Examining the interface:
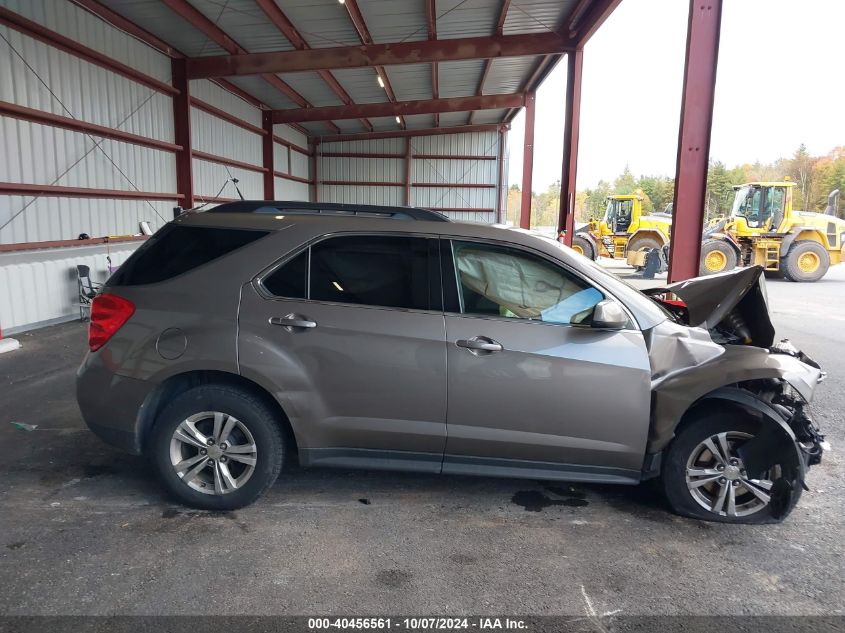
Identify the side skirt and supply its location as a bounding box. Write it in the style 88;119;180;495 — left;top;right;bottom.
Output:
299;448;642;485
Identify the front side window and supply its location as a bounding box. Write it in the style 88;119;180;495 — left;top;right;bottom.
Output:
263;235;433;311
451;241;603;325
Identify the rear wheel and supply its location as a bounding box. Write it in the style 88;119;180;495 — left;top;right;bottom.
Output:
662;411;801;524
782;240;829;282
699;239;737;276
149;385;285;510
571;235;596;260
627;236;662;271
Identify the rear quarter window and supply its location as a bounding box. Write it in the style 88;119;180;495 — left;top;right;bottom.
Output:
107;224;268;286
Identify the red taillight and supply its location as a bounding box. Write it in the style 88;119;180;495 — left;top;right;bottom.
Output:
89;294;135;352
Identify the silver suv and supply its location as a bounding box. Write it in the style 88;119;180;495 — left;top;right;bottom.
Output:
76;201;826;522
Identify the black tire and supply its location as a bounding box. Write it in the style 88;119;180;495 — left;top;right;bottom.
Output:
149;384;285;510
782;240;829;282
571;235;596;260
661;410;802;524
699;239;738;276
627;235;662;255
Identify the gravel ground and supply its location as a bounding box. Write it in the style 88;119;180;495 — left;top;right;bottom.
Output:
0;265;842;617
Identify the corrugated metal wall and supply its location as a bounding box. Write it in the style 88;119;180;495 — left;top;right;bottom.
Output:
316;131;501;223
191;79;263;202
0;242;141;334
0;0;175;243
272;124;310;201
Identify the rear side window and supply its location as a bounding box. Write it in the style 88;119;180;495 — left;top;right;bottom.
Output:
262;235;435;310
108;225;268;286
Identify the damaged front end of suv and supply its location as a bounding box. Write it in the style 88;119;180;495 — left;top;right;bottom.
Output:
640;266;827;523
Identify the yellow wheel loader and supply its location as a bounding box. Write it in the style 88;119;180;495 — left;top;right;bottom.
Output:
572;191;672;269
700;182;844;282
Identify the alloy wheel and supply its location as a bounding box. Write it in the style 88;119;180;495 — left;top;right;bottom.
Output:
169;411;258;495
685;431;775;518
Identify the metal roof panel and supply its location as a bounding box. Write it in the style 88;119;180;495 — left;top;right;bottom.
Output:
357;0;429;43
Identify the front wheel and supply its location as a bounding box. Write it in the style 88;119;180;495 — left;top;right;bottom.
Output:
699;239;737;275
149;385;285;510
662;412;801;523
571;235;596;260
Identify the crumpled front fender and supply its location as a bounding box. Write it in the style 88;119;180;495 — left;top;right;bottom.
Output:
648;344;822;453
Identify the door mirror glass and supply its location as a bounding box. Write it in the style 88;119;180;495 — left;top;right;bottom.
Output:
589;299;629;329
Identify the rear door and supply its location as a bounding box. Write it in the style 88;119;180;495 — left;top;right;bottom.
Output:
238;233;447;472
440;238;652;481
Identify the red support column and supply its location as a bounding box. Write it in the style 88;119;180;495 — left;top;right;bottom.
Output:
171;58;193;209
497;128;505;223
668;0;723;282
519;92;536;229
404;138;413;205
557;49;583;245
262;111;274;200
309;141;319;203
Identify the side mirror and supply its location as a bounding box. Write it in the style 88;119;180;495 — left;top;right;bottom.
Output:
591;299;629;329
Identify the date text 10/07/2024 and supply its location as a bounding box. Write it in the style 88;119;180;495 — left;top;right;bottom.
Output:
308;618;528;630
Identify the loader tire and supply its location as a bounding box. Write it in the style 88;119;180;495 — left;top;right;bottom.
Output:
571;235;596;260
782;241;829;282
699;239;737;276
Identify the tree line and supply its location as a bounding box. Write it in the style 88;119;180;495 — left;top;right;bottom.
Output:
506;144;845;228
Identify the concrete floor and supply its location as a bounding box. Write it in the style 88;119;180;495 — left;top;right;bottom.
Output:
0;266;843;616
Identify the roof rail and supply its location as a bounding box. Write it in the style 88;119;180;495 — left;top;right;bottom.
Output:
206;200;450;222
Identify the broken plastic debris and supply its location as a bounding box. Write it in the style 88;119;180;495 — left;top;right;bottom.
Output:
10;421;38;432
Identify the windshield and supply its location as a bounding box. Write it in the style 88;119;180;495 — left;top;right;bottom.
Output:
730;186;751;217
603;198;634;229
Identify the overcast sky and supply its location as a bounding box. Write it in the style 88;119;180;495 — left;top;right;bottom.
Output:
507;0;845;190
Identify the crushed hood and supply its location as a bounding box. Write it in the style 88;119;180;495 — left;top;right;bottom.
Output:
646;266;776;348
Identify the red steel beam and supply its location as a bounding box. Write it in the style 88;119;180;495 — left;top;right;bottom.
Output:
519;92;536;229
404;139;413;205
342;0;405;129
413;183;496;189
262;111;275;199
668;0;723;282
70;0;182;57
254;0;372;132
0;235;147;254
273;134;311;156
426;0;439;127
0;7;177;95
497;128;506;222
414;154;497;161
64;1;275;114
322;180;404;187
0;101;181;152
572;0;624;46
0;182;182;200
172;58;194;209
274;172;311;185
190;97;265;135
271;94;525;124
193;151;267;173
314;124;502;144
186;32;572;78
429;207;495;213
557;50;583;244
470;0;512;125
310;140;318;202
159;0;337;132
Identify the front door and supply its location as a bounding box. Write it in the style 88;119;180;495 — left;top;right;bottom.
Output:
238;234;447;472
441;239;652;481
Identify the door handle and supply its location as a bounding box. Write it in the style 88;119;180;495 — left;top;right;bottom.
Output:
270;315;317;330
456;337;503;353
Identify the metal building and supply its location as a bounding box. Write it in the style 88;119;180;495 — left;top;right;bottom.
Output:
0;0;722;335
